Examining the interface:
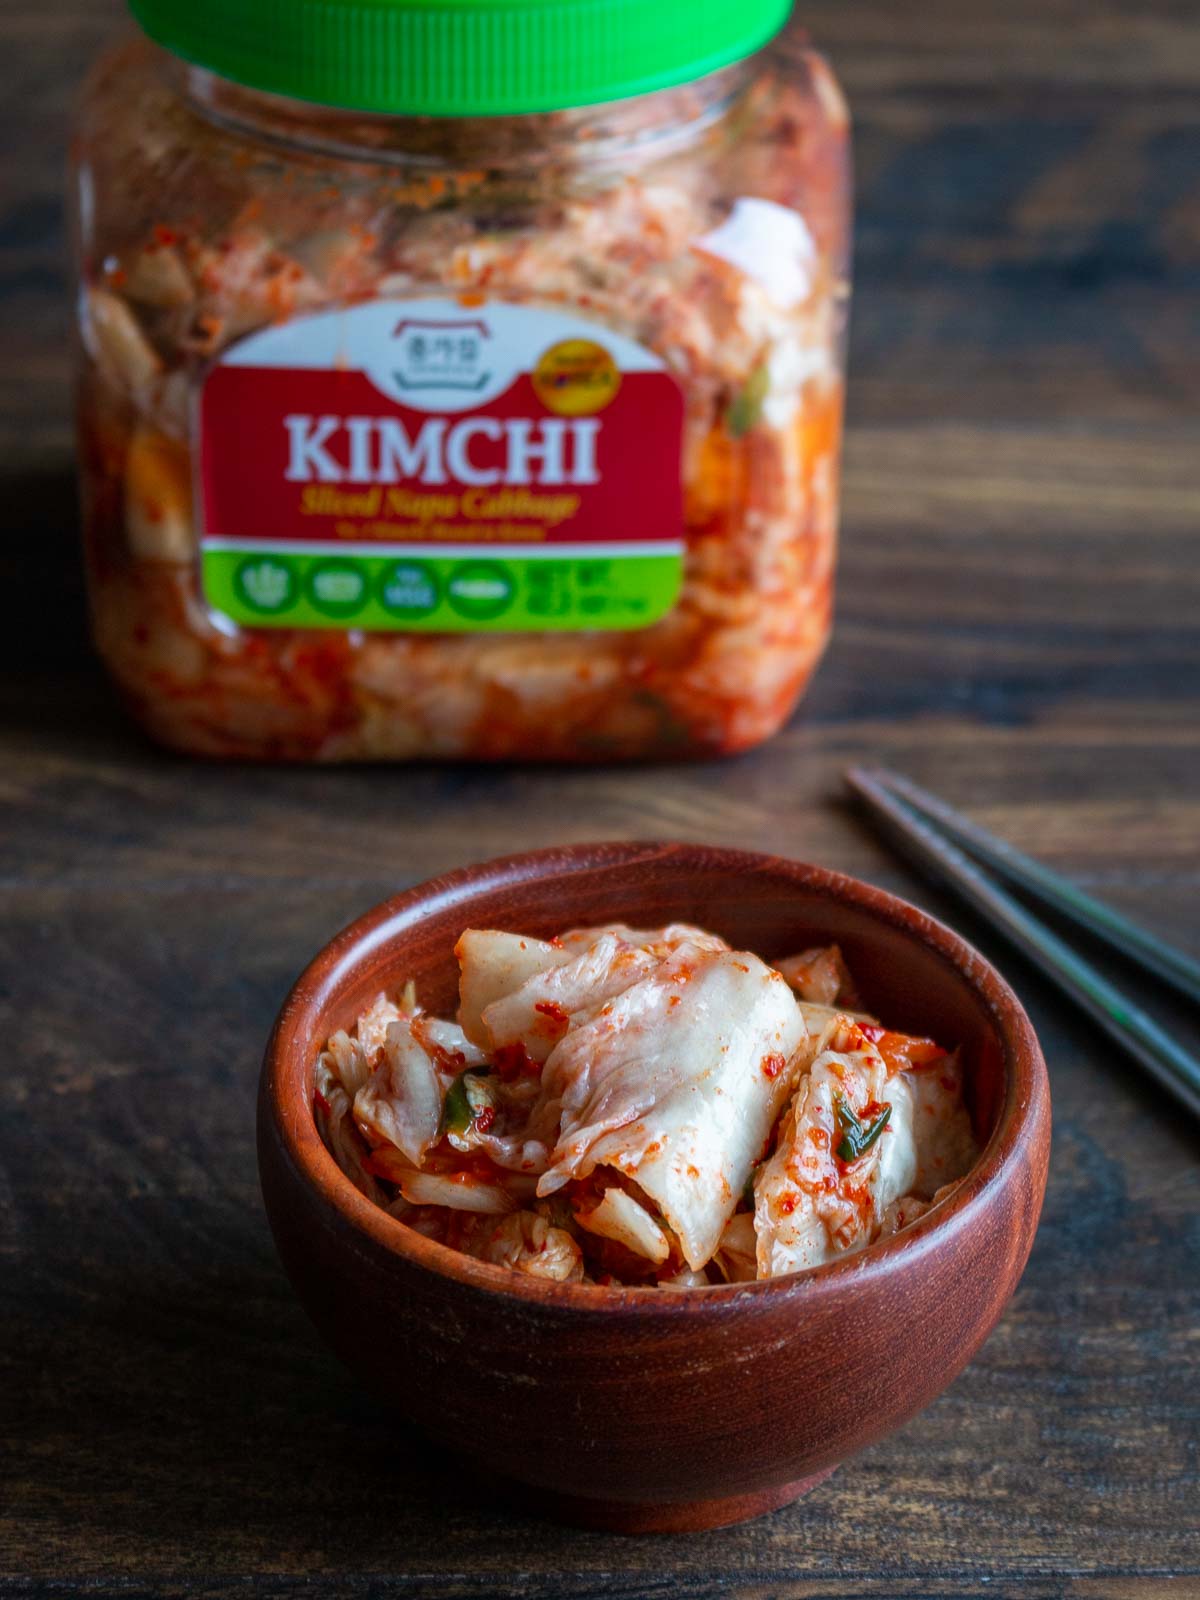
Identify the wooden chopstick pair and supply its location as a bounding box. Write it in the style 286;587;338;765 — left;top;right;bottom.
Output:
846;766;1200;1121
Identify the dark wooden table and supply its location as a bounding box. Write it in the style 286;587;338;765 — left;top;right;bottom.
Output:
3;0;1199;1594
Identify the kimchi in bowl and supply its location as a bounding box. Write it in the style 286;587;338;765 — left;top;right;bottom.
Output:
258;841;1050;1532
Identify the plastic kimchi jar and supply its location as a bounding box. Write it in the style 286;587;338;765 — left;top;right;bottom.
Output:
71;0;850;760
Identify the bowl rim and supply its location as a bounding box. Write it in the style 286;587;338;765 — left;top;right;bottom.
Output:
262;840;1049;1315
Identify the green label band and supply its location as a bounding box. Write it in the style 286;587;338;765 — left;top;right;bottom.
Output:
201;546;683;633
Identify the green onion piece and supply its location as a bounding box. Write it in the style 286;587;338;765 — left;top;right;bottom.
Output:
833;1092;892;1163
439;1069;492;1137
727;363;770;439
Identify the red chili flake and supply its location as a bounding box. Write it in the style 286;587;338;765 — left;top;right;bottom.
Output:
363;1148;404;1180
533;1000;570;1040
778;1194;798;1215
475;1107;496;1134
152;223;178;246
493;1041;540;1080
428;1043;467;1075
861;1026;947;1076
313;1089;332;1117
761;1052;786;1080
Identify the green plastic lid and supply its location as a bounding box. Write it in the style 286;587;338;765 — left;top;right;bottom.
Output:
128;0;792;116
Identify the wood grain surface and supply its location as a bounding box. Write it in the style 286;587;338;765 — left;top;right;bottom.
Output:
1;0;1199;1594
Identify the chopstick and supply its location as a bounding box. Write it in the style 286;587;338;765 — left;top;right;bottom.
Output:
856;766;1200;1008
845;766;1200;1121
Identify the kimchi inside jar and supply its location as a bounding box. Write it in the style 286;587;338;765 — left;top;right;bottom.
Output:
72;0;851;760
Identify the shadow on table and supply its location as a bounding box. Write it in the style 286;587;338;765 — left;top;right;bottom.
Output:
9;1222;544;1575
3;466;140;752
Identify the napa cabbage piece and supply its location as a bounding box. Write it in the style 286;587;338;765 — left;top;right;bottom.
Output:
753;1024;980;1278
658;1267;711;1289
753;1037;919;1277
794;1000;879;1061
440;1067;560;1176
353;1016;485;1168
906;1051;978;1196
774;944;858;1008
455;930;571;1047
482;932;661;1063
313;1049;383;1202
877;1192;931;1238
456;923;726;1058
457;1210;584;1282
536;944;806;1270
559;922;731;957
713;1211;758;1283
574;1185;671;1264
322;992;405;1099
313;991;415;1201
398;1169;516;1213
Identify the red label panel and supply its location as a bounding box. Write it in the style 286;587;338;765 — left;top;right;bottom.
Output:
200;367;684;548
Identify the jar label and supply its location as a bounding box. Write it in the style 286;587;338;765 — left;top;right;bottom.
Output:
197;299;685;632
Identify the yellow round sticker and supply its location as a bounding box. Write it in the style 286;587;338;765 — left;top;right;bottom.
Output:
532;339;621;415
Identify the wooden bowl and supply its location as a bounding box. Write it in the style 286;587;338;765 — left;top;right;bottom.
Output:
258;842;1050;1533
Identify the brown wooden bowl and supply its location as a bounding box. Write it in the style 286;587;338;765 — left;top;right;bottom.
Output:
258;842;1050;1533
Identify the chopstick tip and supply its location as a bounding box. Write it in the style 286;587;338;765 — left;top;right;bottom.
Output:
843;764;892;800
